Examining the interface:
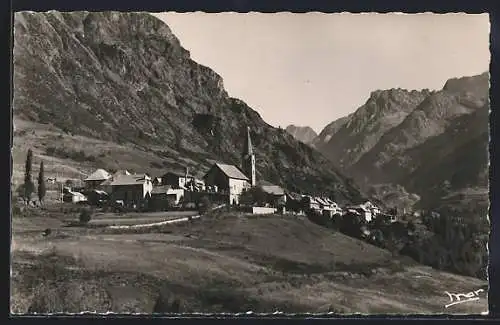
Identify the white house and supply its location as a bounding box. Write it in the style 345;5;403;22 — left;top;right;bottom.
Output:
363;201;381;217
347;205;373;223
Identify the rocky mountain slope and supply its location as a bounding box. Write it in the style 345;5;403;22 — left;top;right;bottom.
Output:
12;11;365;204
315;72;489;215
285;125;317;145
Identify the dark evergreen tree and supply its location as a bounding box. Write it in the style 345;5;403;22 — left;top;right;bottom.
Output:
37;161;46;204
23;149;35;204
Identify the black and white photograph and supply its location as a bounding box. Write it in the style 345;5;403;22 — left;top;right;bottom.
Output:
10;11;490;315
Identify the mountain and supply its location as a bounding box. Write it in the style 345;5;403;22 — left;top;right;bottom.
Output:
312;114;352;148
12;11;366;205
285;125;317;145
315;72;489;216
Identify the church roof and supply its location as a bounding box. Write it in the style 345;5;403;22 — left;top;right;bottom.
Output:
110;174;150;186
211;163;249;180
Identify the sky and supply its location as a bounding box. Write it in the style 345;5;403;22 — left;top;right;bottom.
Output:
153;13;490;133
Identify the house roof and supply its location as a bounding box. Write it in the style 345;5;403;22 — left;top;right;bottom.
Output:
66;191;86;198
260;185;285;196
110;174;150;186
207;163;249;181
100;178;113;186
85;169;111;181
353;205;370;212
314;198;324;205
323;197;335;205
286;192;303;201
151;185;173;194
92;189;108;195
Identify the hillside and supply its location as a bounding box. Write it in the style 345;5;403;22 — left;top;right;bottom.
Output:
312;114;352;148
314;73;489;215
11;211;488;314
285;125;317;145
12;11;365;204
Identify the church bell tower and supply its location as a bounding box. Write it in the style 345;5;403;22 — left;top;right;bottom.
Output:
242;126;256;186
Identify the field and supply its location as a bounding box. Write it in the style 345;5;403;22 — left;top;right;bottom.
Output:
11;205;488;314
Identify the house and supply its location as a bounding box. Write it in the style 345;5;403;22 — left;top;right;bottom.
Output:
318;197;342;218
203;162;251;205
347;205;372;222
109;174;153;208
185;178;206;192
63;191;87;204
323;198;343;217
47;177;57;184
286;192;304;214
161;171;191;189
152;177;163;186
84;169;111;190
150;185;185;211
363;201;381;217
259;183;287;208
99;170;132;193
301;196;322;213
376;213;398;224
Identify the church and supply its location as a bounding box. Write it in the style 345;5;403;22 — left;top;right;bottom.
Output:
203;126;256;205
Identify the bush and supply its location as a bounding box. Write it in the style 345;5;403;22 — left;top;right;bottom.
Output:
199;196;212;214
79;209;92;224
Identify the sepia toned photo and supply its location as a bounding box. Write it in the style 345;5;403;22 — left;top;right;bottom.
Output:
11;11;490;315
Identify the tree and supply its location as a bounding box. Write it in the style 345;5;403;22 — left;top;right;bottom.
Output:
199;196;212;214
23;149;35;204
240;187;267;206
37;161;46;205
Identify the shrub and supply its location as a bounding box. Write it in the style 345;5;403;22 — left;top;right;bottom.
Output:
79;209;92;224
199;196;212;214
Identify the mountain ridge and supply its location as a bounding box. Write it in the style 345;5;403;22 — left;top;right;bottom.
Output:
313;72;489;216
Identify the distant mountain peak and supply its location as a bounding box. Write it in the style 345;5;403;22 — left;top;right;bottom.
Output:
285;125;317;145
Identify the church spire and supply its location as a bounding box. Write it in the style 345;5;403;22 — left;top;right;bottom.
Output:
243;126;253;156
242;126;256;186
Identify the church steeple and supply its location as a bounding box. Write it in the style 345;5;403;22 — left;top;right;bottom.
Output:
242;126;256;186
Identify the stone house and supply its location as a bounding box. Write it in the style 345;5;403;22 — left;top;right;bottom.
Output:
109;174;153;207
203;163;251;205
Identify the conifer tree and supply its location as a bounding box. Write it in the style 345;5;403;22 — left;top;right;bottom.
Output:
37;161;46;205
23;149;34;204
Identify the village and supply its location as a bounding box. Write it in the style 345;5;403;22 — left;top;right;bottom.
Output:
46;126;396;227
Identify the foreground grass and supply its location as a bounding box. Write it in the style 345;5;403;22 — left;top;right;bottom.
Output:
11;212;488;314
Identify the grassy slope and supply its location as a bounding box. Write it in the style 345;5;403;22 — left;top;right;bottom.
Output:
11;117;204;187
11;209;488;314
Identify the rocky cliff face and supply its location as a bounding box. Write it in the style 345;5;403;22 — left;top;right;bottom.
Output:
315;72;489;215
13;11;365;204
285;125;317;145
